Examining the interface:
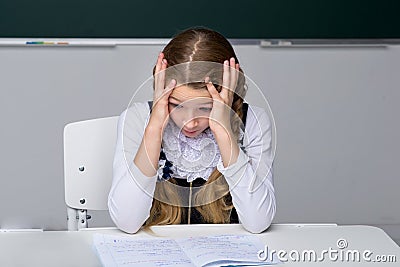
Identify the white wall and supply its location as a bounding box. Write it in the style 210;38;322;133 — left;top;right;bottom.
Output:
0;42;399;243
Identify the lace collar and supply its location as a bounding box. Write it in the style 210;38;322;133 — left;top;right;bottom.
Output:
157;120;221;182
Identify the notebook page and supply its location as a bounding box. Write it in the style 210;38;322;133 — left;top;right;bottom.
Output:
93;234;195;267
175;234;279;266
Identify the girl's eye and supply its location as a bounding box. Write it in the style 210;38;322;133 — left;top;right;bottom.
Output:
169;103;183;109
199;107;212;112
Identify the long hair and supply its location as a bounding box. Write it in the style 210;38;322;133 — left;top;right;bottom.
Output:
145;27;247;227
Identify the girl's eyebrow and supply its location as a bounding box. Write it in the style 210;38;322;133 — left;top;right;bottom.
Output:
168;96;182;102
169;96;213;105
199;101;213;105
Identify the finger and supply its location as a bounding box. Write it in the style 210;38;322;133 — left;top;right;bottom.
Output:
222;60;230;88
154;53;163;94
205;77;222;101
159;78;175;102
221;60;230;99
156;79;176;106
155;52;164;74
233;62;240;92
229;57;238;94
235;63;240;78
164;79;176;96
156;58;168;93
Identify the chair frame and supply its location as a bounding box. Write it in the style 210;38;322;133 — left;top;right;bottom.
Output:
63;116;119;230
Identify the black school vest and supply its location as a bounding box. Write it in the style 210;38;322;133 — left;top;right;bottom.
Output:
148;101;249;224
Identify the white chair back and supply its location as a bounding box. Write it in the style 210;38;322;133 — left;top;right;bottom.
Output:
63;116;118;229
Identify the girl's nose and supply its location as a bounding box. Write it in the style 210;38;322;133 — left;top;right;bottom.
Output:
183;109;197;126
184;118;198;129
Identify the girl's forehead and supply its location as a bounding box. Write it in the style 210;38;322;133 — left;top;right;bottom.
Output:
169;85;212;102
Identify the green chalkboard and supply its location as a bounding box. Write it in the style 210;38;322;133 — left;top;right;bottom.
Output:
0;0;399;38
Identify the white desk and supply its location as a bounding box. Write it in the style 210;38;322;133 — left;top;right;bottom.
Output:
0;224;399;266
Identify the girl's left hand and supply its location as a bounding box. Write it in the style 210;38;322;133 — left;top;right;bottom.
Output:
206;57;240;138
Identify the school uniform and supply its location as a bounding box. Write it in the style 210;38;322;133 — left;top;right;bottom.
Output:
108;101;276;233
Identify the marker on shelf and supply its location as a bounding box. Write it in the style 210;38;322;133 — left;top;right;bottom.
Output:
1;40;116;47
25;41;68;45
26;41;45;45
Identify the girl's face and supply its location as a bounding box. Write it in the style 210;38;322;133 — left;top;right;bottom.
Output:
168;85;213;138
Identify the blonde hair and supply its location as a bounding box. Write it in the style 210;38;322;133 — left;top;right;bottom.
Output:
145;27;247;227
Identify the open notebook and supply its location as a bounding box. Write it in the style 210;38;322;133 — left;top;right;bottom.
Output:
93;233;280;267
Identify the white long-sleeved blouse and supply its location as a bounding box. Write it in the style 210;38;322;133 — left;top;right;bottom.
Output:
108;102;276;234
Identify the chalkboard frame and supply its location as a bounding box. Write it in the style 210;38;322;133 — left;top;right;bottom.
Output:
0;0;399;39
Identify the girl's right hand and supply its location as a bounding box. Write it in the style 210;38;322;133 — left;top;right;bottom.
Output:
148;52;176;132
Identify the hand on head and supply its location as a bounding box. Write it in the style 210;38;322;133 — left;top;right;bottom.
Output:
148;52;176;131
205;57;240;136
